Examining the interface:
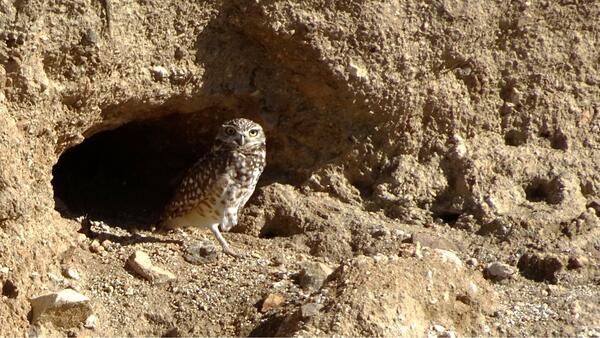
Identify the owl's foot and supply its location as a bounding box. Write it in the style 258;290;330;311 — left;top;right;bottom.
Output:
210;223;245;258
223;246;245;258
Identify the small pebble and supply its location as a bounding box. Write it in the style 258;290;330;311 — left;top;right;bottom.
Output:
63;268;81;281
84;314;97;329
150;66;169;81
484;261;514;281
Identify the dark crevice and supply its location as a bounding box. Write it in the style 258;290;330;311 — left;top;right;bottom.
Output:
524;177;561;205
51;111;234;229
434;211;461;225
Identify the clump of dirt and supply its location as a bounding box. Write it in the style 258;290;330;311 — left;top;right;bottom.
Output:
1;0;599;336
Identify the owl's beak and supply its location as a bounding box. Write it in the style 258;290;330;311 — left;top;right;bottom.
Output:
235;134;246;146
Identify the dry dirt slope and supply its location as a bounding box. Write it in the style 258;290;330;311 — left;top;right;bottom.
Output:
0;0;599;336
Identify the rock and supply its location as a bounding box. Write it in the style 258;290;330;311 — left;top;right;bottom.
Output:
260;293;285;312
466;257;478;267
183;240;217;264
126;251;176;284
47;272;63;283
441;330;457;338
89;240;104;254
29;289;93;328
2;279;18;298
370;224;389;238
347;62;368;79
80;28;97;46
300;302;323;318
517;252;563;284
434;249;463;269
63;268;81;280
433;324;446;333
484;262;514;281
296;262;334;291
150;66;169;81
162;326;181;337
84;314;97;329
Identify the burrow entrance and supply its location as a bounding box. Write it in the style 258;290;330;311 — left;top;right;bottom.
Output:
52;110;246;229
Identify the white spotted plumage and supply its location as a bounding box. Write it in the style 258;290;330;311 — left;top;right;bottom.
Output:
158;118;266;257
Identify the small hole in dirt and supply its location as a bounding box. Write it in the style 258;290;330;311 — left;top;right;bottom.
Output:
435;211;461;225
52;111;237;229
258;214;303;239
504;129;526;146
2;279;18;298
550;132;568;151
351;180;373;199
524;178;561;205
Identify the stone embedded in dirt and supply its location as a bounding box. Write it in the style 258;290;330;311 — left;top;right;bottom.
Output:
370;224;390;238
260;293;285;312
84;314;98;329
434;249;463;269
517;252;563;284
29;289;93;328
466;257;478;267
126;251;176;284
484;262;515;281
47;272;63;283
150;66;169;81
2;279;18;298
89;240;104;254
296;262;335;291
347;61;368;79
62;268;81;280
162;326;181;337
300;302;323;318
183;240;218;265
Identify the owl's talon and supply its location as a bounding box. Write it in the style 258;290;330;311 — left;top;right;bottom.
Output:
223;247;245;258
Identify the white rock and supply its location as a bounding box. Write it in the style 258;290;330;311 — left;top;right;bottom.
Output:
485;261;514;281
127;251;176;284
47;272;63;283
29;289;92;328
347;62;368;79
298;262;335;291
64;268;81;280
150;66;169;80
433;324;446;332
84;314;98;329
435;249;463;269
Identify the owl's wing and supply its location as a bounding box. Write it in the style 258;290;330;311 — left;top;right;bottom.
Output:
160;149;231;221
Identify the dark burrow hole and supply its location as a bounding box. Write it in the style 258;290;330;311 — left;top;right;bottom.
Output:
524;178;561;205
258;214;304;239
504;129;527;146
52;110;246;229
539;129;569;151
434;211;461;225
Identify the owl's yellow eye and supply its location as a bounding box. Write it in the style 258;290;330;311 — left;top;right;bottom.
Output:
248;129;259;137
225;127;236;135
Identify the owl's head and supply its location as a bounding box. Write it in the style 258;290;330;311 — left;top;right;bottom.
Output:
216;118;265;148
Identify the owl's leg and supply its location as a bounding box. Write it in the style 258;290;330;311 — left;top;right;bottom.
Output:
220;208;238;232
209;223;242;258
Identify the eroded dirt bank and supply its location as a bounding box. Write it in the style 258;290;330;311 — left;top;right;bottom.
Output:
0;0;599;336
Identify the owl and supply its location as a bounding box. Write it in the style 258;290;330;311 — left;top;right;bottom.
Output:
158;118;266;257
